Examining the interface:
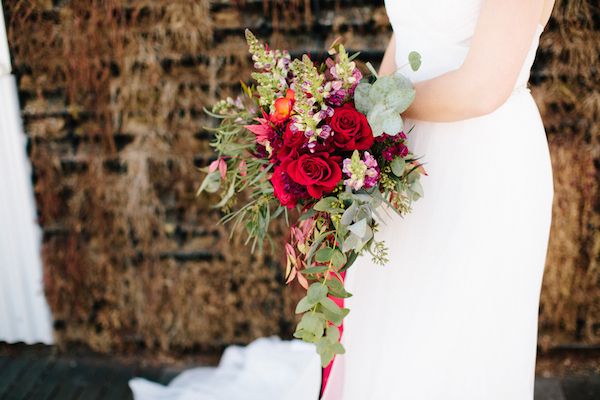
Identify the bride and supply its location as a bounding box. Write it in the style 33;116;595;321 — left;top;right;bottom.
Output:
131;0;555;399
322;0;555;399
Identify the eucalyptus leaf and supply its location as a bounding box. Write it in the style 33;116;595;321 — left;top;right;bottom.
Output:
341;201;358;226
301;265;330;275
331;249;347;269
326;278;352;298
313;197;337;212
341;251;359;272
391;157;406;176
342;233;362;253
296;312;325;339
298;208;317;221
197;171;221;194
315;247;334;263
408;51;422;71
410;180;424;199
382;113;404;136
320;297;343;316
321;305;349;326
316;340;334;367
295;296;314;313
352;192;374;203
332;342;346;354
348;219;367;238
354;82;373;115
367;104;402;137
307;283;328;304
326;325;341;342
306;230;334;264
214;176;237;208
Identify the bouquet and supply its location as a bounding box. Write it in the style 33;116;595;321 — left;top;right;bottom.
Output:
199;30;426;366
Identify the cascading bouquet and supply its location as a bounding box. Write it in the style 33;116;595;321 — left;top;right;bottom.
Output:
199;30;426;366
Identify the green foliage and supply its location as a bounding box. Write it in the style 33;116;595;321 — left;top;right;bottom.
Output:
408;51;422;71
355;51;421;136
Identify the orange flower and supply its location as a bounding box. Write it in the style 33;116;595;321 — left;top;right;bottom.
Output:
271;89;295;124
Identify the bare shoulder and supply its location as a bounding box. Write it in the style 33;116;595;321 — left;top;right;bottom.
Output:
540;0;556;27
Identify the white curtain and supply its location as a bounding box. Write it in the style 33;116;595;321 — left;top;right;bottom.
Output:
0;0;53;344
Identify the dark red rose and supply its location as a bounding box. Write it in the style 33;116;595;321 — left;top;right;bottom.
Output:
277;123;307;163
283;122;306;148
271;166;307;208
329;103;374;151
286;152;342;198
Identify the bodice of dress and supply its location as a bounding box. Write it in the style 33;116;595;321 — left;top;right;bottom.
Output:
384;0;543;90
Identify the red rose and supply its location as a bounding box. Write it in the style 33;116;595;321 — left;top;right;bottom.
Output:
286;152;342;198
277;123;306;163
270;166;300;208
283;122;306;148
329;103;374;151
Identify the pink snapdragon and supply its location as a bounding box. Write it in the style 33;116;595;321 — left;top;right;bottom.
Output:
342;151;380;191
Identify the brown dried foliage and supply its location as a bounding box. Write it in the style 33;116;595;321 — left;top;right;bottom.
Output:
2;0;598;356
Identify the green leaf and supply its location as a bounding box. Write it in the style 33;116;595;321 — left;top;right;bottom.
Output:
340;251;359;272
301;265;329;275
390;157;406;177
341;233;362;253
331;249;347;269
340;202;358;226
315;247;334;263
214;175;237;208
307;283;328;304
320;297;343;316
371;73;415;114
306;230;335;264
410;180;424;200
298;208;317;221
325;278;352;298
313;197;338;212
332;342;346;355
367;103;403;137
326;325;341;342
322;307;347;326
348;219;367;238
354;82;373;115
315;326;346;366
295;296;314;313
197;171;221;194
316;340;334;367
365;62;379;79
382;113;404;136
295;312;325;343
408;51;422;71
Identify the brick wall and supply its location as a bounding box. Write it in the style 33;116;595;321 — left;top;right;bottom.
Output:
2;0;598;356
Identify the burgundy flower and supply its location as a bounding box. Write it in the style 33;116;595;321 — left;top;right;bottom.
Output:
286;152;342;198
329;103;374;151
277;123;307;163
271;165;308;208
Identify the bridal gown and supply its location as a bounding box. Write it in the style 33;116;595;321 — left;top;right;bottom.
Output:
322;1;554;399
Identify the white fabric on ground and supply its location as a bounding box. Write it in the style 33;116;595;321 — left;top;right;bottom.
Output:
130;337;321;400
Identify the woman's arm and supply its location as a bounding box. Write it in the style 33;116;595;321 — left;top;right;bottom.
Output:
403;0;546;122
378;33;397;77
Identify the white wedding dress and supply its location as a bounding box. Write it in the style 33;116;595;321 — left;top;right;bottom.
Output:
322;1;554;399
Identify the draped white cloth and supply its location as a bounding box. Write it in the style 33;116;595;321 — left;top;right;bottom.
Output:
0;1;54;344
130;337;321;400
322;1;554;399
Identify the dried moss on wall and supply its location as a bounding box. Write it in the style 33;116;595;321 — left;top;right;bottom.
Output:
2;0;598;355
